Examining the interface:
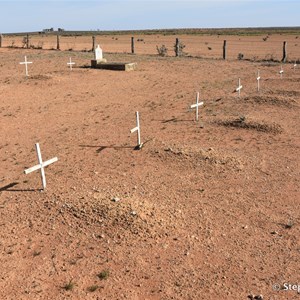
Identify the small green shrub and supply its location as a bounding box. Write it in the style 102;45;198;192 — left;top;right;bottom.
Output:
87;285;99;292
97;269;110;280
63;280;75;291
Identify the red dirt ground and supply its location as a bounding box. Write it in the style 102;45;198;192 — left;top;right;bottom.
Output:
3;33;300;61
0;43;299;300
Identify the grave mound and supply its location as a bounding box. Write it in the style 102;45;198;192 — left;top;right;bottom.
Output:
151;143;244;171
28;74;52;81
217;117;283;134
245;95;296;107
60;193;166;239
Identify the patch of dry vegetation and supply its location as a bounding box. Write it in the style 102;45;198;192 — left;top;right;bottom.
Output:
245;95;297;107
217;116;283;134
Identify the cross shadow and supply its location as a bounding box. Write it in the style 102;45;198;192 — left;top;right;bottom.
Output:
277;221;295;229
80;139;153;153
80;144;134;153
79;65;91;69
0;182;40;192
161;118;194;123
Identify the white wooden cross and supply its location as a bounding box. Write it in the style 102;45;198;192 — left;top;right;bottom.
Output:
257;70;261;92
190;92;204;122
67;57;75;70
24;143;58;190
236;78;243;97
130;111;142;149
279;65;284;79
19;56;32;77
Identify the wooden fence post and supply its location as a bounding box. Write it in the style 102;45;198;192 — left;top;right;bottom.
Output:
282;41;287;63
92;36;96;51
56;35;60;50
223;40;227;59
131;37;135;54
26;34;29;49
175;38;180;57
0;34;2;48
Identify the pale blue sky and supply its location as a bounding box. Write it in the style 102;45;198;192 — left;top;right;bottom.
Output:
0;1;299;33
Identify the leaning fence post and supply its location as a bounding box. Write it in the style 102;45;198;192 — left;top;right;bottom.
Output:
282;41;287;63
92;36;95;51
223;40;227;59
0;34;2;48
175;38;180;57
131;36;135;54
26;34;29;49
56;35;60;50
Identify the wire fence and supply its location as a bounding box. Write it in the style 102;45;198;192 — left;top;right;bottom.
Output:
1;33;299;62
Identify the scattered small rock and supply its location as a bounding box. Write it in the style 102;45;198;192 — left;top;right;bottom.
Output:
248;294;263;300
112;197;120;202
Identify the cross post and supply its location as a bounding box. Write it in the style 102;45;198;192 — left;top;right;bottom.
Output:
24;143;58;190
67;57;75;70
190;92;204;122
130;111;142;149
257;70;261;92
279;65;283;79
19;56;32;77
236;78;243;97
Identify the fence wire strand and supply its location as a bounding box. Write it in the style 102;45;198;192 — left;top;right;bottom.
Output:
1;34;299;61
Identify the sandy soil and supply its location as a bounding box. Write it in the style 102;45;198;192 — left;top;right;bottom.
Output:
0;45;299;300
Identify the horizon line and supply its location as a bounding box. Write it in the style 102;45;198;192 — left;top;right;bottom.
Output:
2;25;300;35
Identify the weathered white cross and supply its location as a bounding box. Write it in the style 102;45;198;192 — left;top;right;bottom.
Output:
190;92;203;122
67;57;75;70
130;111;142;149
236;78;243;97
257;70;261;92
279;65;284;79
19;56;32;77
24;143;58;190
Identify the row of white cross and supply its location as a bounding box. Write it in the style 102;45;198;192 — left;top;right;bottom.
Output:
20;101;189;190
24;97;202;190
20;56;297;79
235;64;297;96
19;58;298;190
19;56;75;76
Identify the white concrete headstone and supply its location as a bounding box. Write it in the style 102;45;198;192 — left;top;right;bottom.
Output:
94;45;103;60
